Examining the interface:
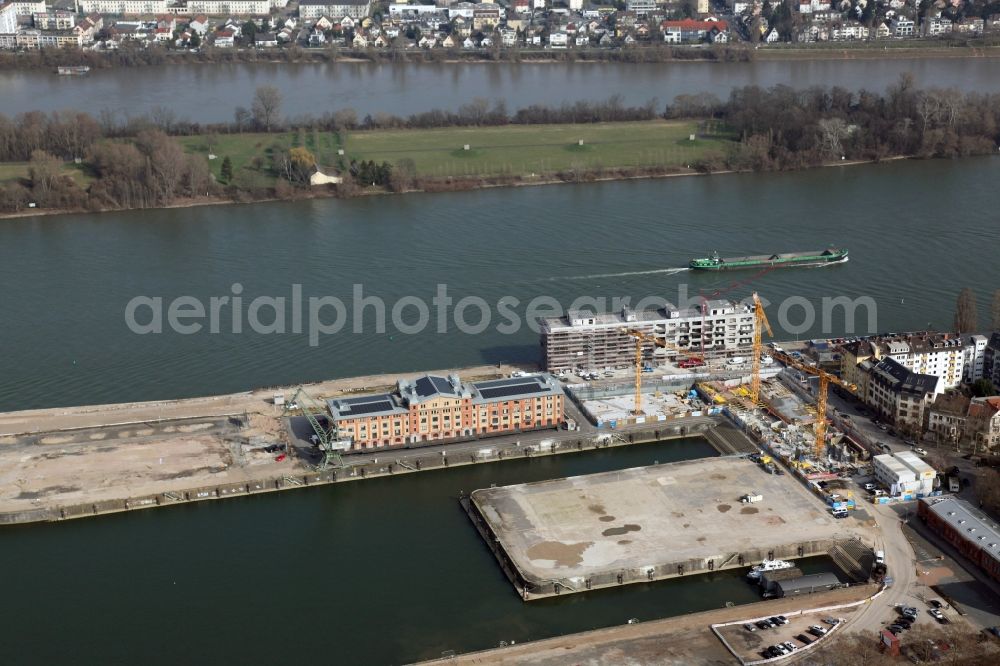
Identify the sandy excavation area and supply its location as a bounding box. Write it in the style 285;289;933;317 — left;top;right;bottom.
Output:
0;418;277;513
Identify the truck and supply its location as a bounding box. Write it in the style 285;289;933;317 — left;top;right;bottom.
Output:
948;476;961;493
741;492;763;504
875;550;885;565
727;357;747;366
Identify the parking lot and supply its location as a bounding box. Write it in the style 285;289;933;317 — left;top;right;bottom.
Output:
718;609;856;661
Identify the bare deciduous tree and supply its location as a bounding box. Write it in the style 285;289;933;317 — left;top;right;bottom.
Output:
251;85;282;132
992;289;1000;332
954;288;979;334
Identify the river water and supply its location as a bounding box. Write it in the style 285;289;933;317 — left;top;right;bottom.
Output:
2;57;999;122
1;103;999;663
1;157;998;412
0;438;845;665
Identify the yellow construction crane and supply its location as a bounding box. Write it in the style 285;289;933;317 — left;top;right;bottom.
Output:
770;349;856;460
747;292;855;459
750;292;773;405
621;328;704;416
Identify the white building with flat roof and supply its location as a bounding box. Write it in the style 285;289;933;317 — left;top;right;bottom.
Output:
541;300;755;373
79;0;167;13
873;450;936;496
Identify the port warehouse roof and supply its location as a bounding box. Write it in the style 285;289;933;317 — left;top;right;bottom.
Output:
542;299;745;331
327;373;563;419
923;496;1000;567
775;572;841;596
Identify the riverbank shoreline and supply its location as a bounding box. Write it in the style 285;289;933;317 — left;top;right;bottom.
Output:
4;43;1000;74
0;154;920;223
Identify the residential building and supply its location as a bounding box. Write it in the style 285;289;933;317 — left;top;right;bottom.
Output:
661;18;728;43
963;334;988;382
0;2;18;34
328;373;565;450
873;450;936;496
298;0;372;20
840;333;967;391
548;30;567;47
541;300;755;373
919;496;1000;583
5;0;44;15
213;28;234;45
891;16;914;37
78;0;168;13
866;357;941;429
954;17;984;35
983;332;1000;385
184;0;269;14
830;22;868;40
626;0;655;14
33;11;74;29
472;2;500;30
188;14;208;33
931;393;1000;451
926;15;951;36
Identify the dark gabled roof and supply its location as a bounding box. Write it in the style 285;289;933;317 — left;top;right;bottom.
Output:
414;375;458;398
871;357;938;396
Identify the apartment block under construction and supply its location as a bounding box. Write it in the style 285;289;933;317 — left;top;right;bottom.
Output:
540;299;756;372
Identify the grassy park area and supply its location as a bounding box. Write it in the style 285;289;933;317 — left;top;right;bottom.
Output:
341;120;729;178
2;120;732;199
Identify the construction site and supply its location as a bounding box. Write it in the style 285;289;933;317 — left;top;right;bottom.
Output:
0;292;877;530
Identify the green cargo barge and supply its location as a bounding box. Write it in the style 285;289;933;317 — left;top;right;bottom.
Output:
689;248;848;271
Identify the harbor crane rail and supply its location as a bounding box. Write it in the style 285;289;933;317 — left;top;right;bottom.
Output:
284;387;349;470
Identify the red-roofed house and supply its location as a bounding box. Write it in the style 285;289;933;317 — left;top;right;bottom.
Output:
214;29;234;47
661;18;728;43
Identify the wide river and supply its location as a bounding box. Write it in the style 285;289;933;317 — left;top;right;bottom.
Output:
2;57;999;121
1;106;999;662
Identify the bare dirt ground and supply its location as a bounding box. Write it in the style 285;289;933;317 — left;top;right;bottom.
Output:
0;364;521;514
0;363;517;436
421;586;874;665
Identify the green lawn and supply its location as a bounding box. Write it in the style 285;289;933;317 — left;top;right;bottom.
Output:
341;120;730;178
177;129;343;187
0;161;93;186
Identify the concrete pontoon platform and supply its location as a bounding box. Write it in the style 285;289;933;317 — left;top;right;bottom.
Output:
468;457;858;600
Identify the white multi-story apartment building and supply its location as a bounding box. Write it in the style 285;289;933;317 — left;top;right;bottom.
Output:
33;10;74;29
78;0;167;13
298;0;371;19
963;334;989;382
6;0;45;15
184;0;268;14
541;300;755;373
0;2;19;34
892;16;915;36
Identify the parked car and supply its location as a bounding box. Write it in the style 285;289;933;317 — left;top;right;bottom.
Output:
822;617;841;626
915;447;928;456
744;623;757;632
929;599;944;609
756;620;771;630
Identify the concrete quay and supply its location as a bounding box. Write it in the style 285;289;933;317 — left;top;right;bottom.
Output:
0;363;730;525
466;457;868;600
415;584;877;665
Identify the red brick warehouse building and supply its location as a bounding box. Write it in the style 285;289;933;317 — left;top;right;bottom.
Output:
327;373;565;451
918;496;1000;583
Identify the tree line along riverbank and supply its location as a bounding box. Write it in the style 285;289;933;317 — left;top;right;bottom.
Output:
3;36;1000;73
2;77;999;218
